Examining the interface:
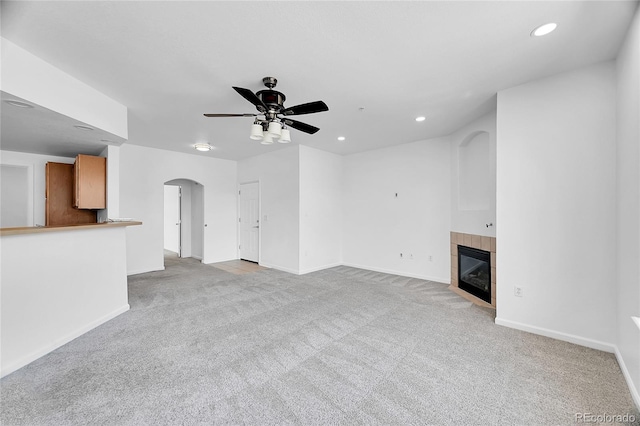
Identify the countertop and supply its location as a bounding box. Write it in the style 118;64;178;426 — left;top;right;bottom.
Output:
0;221;142;236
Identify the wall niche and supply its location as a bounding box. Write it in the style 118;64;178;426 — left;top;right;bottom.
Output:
458;130;491;211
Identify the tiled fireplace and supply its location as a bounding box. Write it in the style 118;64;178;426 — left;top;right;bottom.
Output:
450;232;496;308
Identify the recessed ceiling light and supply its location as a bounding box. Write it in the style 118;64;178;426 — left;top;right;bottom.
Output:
415;116;426;122
5;100;34;108
337;136;346;141
531;23;557;37
194;143;213;151
74;125;94;131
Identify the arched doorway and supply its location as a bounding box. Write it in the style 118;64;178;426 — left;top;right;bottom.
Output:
163;178;204;265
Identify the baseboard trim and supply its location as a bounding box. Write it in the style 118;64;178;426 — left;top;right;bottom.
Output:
258;262;299;275
127;266;164;276
614;346;640;411
298;262;342;275
1;304;130;378
495;317;615;353
341;262;450;284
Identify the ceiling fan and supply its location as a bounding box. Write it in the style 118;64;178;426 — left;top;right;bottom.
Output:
204;77;328;144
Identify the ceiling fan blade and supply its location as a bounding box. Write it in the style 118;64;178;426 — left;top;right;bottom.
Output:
283;118;320;135
203;113;257;117
281;100;329;116
233;86;268;112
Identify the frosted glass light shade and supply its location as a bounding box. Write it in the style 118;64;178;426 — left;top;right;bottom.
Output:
250;124;264;140
278;128;291;143
261;132;275;145
267;121;282;138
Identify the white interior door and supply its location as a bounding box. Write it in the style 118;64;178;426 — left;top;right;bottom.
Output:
164;185;181;256
239;182;259;262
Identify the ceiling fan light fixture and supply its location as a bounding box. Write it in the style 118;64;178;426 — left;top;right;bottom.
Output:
194;143;212;151
250;123;264;140
531;23;557;37
204;77;328;140
261;132;275;145
279;128;291;143
267;120;282;138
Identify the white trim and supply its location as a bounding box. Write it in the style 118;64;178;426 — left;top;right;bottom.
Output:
191;255;202;261
614;346;640;411
258;262;299;275
632;316;640;331
127;266;164;276
494;317;615;353
341;262;450;284
298;262;342;275
1;304;130;378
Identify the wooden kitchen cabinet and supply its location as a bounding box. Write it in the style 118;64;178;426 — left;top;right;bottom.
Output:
46;162;97;226
73;154;106;209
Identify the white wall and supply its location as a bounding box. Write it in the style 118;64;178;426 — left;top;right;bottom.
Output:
119;144;237;274
0;165;30;227
342;137;451;282
450;111;497;237
615;5;640;407
1;38;127;139
1;226;130;377
299;146;343;274
0;150;75;226
238;146;300;273
98;145;120;222
191;182;204;260
495;62;617;350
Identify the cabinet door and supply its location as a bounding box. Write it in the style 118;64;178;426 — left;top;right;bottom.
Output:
74;154;106;209
46;162;96;226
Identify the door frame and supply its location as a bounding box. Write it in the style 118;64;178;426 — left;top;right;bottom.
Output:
237;180;261;263
163;184;182;257
164;179;206;263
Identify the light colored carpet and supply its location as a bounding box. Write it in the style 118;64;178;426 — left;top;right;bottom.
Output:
1;257;638;425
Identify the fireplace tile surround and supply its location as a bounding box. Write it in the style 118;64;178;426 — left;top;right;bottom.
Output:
450;232;496;308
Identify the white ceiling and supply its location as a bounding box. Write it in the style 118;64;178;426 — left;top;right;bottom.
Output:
1;92;126;158
1;1;637;161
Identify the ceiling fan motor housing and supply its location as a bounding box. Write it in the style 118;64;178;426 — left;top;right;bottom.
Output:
256;90;286;112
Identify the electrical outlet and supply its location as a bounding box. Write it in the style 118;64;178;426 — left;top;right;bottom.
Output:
409;253;414;260
400;253;403;258
428;255;433;262
514;286;524;297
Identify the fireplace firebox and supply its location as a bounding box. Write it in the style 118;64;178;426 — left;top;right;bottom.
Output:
457;245;491;303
